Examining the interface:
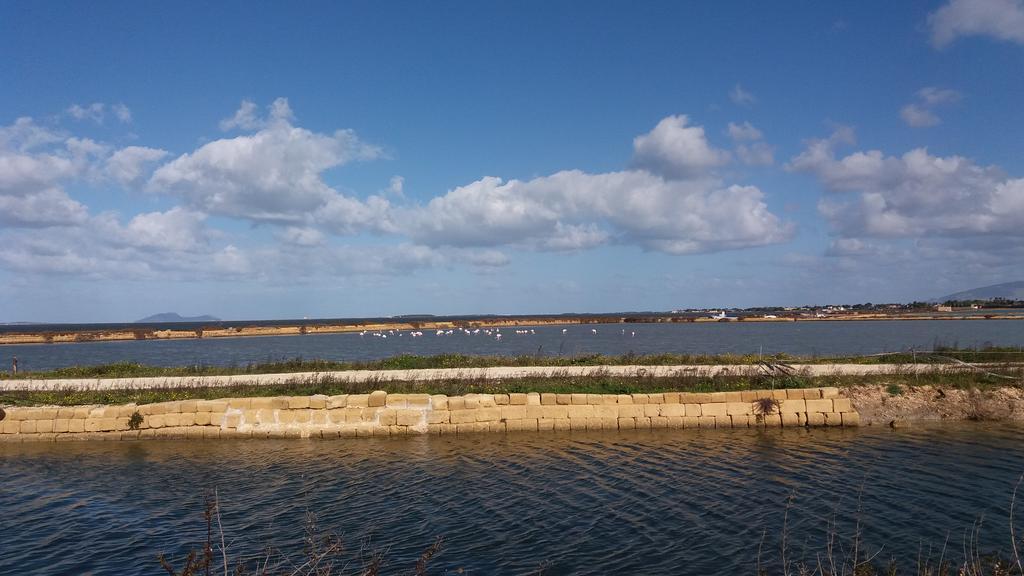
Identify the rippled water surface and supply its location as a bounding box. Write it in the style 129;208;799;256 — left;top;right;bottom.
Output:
4;319;1024;371
2;425;1024;575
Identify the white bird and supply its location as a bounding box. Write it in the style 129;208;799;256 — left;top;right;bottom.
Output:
562;328;567;334
591;328;598;334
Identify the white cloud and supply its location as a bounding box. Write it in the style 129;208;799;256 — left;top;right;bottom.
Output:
727;121;774;165
928;0;1024;47
112;103;133;123
105;146;169;187
278;226;326;247
150;98;385;226
789;129;1024;239
900;87;961;127
219;100;261;131
67;103;105;123
727;121;763;141
900;104;941;128
631;115;730;179
120;207;209;251
729;84;756;106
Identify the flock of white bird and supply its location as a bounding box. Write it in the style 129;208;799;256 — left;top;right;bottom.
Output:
357;327;636;341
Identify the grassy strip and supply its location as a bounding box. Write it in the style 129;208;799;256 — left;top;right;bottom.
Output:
4;347;1024;381
2;368;1020;407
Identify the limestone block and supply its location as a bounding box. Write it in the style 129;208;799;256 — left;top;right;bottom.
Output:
328;395;349;408
666;416;685;429
660;404;686;417
806;412;826;427
56;407;77;419
371;425;391;437
526;393;541;405
223;414;241;428
34;420;54;433
309;395;328;409
430;395;448;410
463;396;482;410
2;420;20;434
685;404;703;417
344;407;365;422
570;394;588;405
566;405;595;419
785;389;806;400
427;410;450;424
682;416;699;428
781;413;802;427
475;408;501;422
348;394;370;408
727;402;753;416
702;403;728;417
377;408;397;426
293;410;313;424
803;389;824;400
139;429;157;439
833;398;853;412
406;394;431;406
509;393;528;405
249;397;277;410
426;424;444;435
447;397;465;410
501;406;528;420
488;421;507;433
185;427;205;439
277;411;297;425
708;392;728;403
179;400;198;413
99;418;122;432
569;418;588;431
663;392;680;404
779;399;806;413
385;394;408;408
650;416;669;429
618;405;645;418
602;395;619;405
449;410;478;424
537;419;555;431
389;425;410;436
582;417;602;430
541;393;557;405
842;412;861;426
806;399;833;413
553;419;571;431
73;407;91;419
211;412;227;426
821;387;840;399
228;398;252;411
340;426;358;438
457;422;487;434
644;405;662;417
631;393;649;404
86;407;104;419
617;394;633;404
396;409;423;426
198;400;228;413
647;394;665;404
285;396;311;410
556;394;572;405
634;417;652;429
771;390;788;400
511;419;539;432
524;406;546;420
165;413;183;427
587;394;603;405
731;415;751;428
256;409;276;423
540;406;569;419
367;391;387;407
593;405;618;419
203;428;221;439
493;394;510;406
698;416;717;429
824;412;842;427
478;395;498;408
36;408;59;419
180;413;198;427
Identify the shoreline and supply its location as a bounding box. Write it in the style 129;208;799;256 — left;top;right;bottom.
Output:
2;312;1023;346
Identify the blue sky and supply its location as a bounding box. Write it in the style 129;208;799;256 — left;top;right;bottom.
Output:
1;0;1023;322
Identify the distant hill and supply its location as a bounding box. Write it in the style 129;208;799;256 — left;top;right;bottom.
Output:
135;312;221;323
936;281;1024;302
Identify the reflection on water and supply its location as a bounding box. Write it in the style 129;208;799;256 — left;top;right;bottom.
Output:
2;424;1023;574
4;319;1024;372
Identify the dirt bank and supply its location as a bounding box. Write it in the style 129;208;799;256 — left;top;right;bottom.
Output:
848;384;1024;426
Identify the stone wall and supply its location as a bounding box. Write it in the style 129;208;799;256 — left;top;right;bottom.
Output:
0;387;858;442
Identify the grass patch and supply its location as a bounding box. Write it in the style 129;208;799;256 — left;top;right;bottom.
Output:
1;367;1020;407
4;347;1024;381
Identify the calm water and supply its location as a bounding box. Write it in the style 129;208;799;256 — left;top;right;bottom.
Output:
3;319;1024;372
1;425;1023;574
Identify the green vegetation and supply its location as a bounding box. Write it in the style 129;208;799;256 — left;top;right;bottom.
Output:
4;347;1024;381
1;366;1020;408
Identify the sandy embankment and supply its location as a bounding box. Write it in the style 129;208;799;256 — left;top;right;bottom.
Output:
847;384;1024;426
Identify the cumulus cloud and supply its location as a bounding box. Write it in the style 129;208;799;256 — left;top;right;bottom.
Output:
729;84;756;106
727;121;774;165
789;128;1024;239
105;146;169;187
928;0;1024;47
631;115;730;179
66;102;132;124
150;98;386;228
900;87;961;127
